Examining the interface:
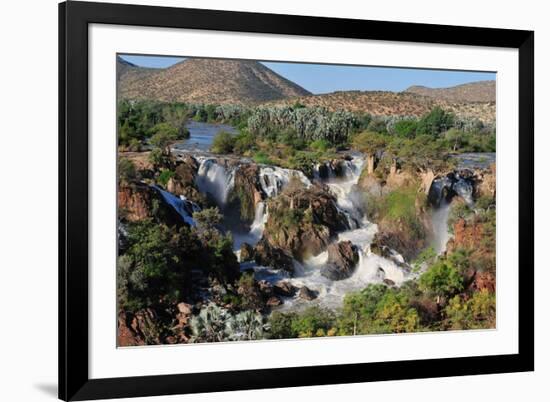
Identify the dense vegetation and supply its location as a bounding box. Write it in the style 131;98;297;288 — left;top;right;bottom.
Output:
118;100;495;175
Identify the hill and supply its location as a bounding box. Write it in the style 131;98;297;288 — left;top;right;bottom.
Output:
405;80;496;103
268;90;495;124
117;57;311;104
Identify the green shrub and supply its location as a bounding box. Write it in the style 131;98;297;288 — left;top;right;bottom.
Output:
252;151;274;165
233;130;257;154
157;169;175;186
419;260;464;303
119;158;138;184
393;119;418;138
211;131;236;154
445;289;496;330
309;139;331;152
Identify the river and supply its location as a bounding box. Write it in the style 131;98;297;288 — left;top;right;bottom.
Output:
172;121;238;152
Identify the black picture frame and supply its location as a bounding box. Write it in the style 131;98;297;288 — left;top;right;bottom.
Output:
59;1;534;400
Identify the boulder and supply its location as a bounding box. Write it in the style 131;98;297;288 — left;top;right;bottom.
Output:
298;286;318;301
239;242;255;262
118;183;184;227
257;280;273;297
254;238;294;272
262;184;349;260
266;296;283;307
273;281;297;297
321;241;359;280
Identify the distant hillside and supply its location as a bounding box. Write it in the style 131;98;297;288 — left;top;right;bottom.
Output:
268;90;495;124
405;80;496;103
117;57;311;104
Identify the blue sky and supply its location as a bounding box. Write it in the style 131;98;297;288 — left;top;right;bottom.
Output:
120;54;496;95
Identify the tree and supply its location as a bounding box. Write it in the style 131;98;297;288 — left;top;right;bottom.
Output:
445;289;496;330
393;119;418;138
419;260;464;304
118;221;200;311
444;128;465;152
416;107;455;138
149;122;179;154
351;131;387;156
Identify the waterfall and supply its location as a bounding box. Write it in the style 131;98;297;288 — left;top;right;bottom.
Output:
258;166;311;198
428;170;475;254
195;158;235;206
249;202;268;239
246;155;413;310
431;199;452;254
152;185;200;226
323;157;365;229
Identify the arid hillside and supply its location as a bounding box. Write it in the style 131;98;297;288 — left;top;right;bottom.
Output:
405;80;496;103
268;90;495;123
117;57;311;104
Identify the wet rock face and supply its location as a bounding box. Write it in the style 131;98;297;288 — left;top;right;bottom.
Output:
118;183;184;227
168;156;207;205
273;281;297;297
254;238;294;272
227;163;263;224
321;241;359;280
298;286;318;301
239;242;255;262
428;170;476;206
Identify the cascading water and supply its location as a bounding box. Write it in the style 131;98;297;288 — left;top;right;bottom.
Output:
152;185;201;226
428;170;475;254
322;158;366;229
431;199;452;254
258;166;311;198
195;158;235;206
248;155;413;310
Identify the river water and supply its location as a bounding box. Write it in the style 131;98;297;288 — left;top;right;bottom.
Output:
172;121;238;152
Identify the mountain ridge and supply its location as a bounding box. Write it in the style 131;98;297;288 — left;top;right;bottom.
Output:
117;57;311;104
404;80;495;103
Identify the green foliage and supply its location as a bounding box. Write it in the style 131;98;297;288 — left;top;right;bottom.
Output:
193;207;222;229
366;118;388;134
309;139;331;152
269;306;337;339
393;119;418;138
445;289;496;330
338;284;421;335
416;107;455;137
448;201;472;229
412;246;437;272
148;148;171;169
351;131;387;155
117;220;199;311
157;169;174;187
233;130;257;154
211;131;236;154
117;100;189;147
247;106;357;145
252;151;274;165
118;158;138;184
189;303;268;343
419;260;464;302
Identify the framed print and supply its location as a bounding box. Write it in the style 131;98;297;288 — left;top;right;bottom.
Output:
59;1;534;400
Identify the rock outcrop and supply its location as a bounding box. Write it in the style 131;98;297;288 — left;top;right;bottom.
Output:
228;163;263;223
321;241;359;280
254;238;294;272
260;184;349;263
118;183;184;227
